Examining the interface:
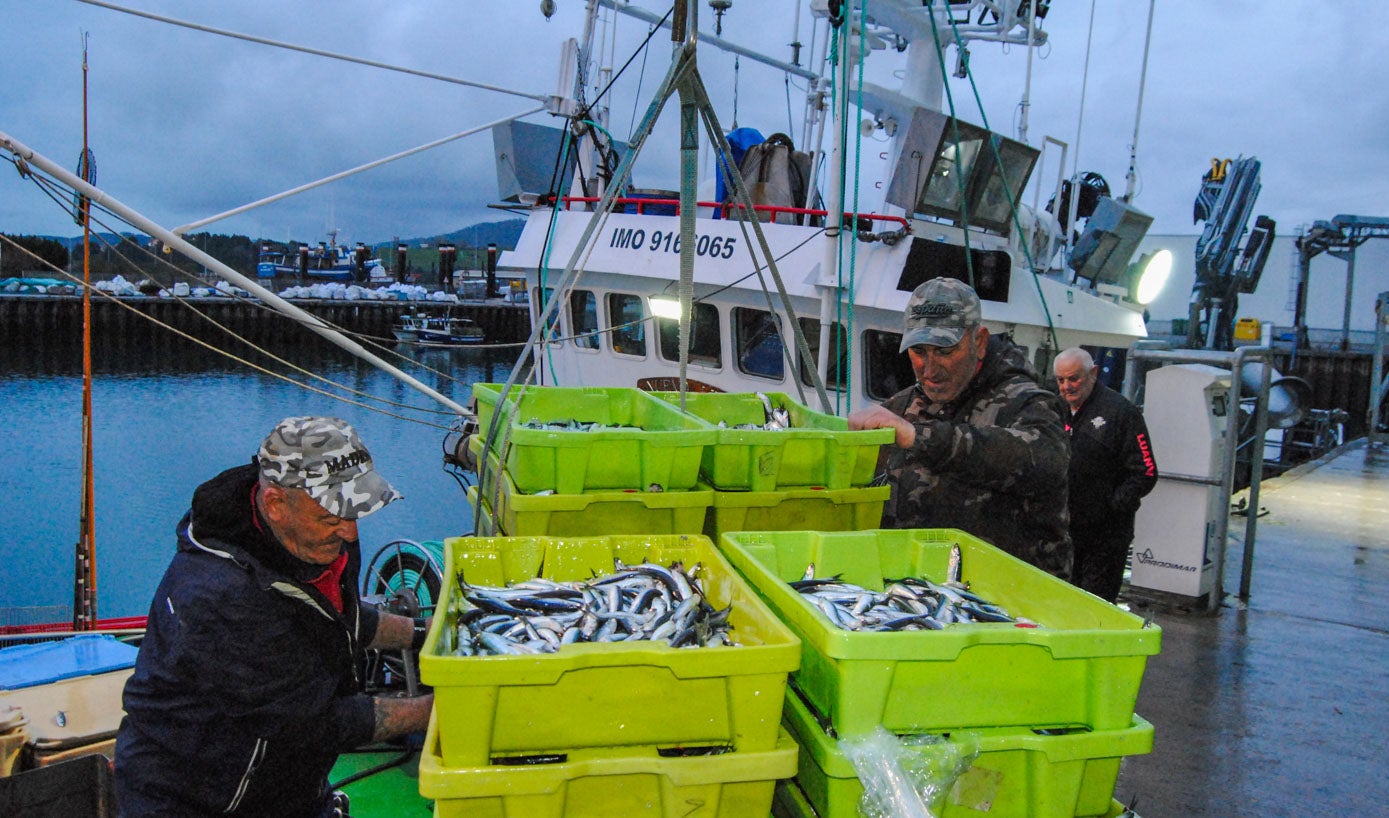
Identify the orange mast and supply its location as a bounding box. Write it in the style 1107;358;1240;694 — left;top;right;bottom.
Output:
74;32;97;631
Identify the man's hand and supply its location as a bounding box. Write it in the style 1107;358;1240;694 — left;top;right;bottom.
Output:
848;405;916;448
368;611;430;652
371;693;433;742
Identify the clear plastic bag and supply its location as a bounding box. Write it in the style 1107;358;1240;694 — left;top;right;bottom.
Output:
840;727;980;818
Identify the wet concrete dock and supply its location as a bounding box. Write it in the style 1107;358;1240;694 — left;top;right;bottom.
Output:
1115;439;1389;816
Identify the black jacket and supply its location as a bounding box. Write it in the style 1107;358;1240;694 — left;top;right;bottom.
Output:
115;463;380;817
1065;384;1159;541
878;335;1072;577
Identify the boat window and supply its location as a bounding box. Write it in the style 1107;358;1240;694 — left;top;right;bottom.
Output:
897;239;1011;304
533;286;563;343
918;123;986;216
570;290;599;350
863;330;915;400
657;303;722;368
734;307;784;380
796;318;846;391
606;293;647;357
971;138;1038;234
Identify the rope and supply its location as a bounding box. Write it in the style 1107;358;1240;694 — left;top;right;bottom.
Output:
940;8;1060;351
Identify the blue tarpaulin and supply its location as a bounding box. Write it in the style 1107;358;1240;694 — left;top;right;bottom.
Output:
0;634;138;690
714;127;766;216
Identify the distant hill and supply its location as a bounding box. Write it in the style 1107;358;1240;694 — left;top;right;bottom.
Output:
413;219;526;250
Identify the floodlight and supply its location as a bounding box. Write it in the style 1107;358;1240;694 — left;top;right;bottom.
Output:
1126;249;1172;306
649;296;682;319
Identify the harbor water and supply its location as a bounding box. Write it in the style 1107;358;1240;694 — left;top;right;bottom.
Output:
0;329;519;622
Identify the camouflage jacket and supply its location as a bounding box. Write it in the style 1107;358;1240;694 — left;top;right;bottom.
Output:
877;335;1072;578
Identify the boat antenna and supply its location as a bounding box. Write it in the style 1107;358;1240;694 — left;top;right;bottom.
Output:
1066;0;1098;262
1122;0;1156;203
75;30;98;631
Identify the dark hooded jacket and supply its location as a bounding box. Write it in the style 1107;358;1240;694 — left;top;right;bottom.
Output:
877;335;1072;577
115;462;380;817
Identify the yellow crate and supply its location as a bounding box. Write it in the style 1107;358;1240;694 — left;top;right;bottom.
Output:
421;534;801;768
421;715;798;818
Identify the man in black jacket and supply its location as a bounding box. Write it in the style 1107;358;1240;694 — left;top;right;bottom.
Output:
1054;348;1159;602
849;278;1072;577
115;416;433;817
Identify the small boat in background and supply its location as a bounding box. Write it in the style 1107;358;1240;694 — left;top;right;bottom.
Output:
257;229;386;282
391;311;485;347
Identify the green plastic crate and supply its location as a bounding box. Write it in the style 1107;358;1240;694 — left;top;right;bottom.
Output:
467;469;713;537
704;485;889;541
420;534;801;768
781;687;1152;818
716;529;1161;736
472;384;716;493
421;715;799;818
772;777;818;818
649;392;893;491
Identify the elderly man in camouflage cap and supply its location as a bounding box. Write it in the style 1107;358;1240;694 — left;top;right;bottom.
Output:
117;416;433;817
849;278;1072;577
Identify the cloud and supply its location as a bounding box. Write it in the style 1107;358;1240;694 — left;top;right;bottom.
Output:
2;0;1384;253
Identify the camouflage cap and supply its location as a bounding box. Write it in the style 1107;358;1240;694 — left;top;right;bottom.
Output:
257;416;401;520
899;277;983;352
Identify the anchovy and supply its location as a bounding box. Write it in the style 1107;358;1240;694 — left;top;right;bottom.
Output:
451;559;736;656
793;567;1020;632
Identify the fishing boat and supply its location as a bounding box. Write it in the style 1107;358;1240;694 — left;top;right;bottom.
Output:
6;2;1386;815
391;311;486;347
500;0;1171;411
256;229;387;283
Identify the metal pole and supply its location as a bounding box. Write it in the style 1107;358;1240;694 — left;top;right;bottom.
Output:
1122;0;1155;203
0;131;471;417
1239;348;1272;600
1371;292;1388;447
1207;347;1246;611
1341;243;1356;352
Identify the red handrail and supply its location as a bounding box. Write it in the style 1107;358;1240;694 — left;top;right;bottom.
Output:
0;615;147;636
555;196;909;229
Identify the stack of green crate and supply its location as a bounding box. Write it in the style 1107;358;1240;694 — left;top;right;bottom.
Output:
646;392;893;539
418;534;801;818
717;528;1163;818
469;384;717;536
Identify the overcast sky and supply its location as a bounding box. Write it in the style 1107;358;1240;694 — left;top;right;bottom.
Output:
2;1;1384;253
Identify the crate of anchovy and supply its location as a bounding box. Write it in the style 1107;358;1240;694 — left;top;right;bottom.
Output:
420;533;801;769
704;484;890;541
716;529;1161;737
471;384;716;494
648;392;894;491
468;441;713;536
420;713;799;818
780;686;1153;818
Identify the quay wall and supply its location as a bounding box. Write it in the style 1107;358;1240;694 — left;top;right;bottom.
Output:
0;294;531;346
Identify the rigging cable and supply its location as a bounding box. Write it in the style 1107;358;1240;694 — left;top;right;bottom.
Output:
924;4;975;289
5;164;469;427
940;5;1059;351
0;233;457;433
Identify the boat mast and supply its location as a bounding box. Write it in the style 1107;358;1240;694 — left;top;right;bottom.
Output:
75;32;97;631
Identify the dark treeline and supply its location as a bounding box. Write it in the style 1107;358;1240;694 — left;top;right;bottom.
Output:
2;219;524;289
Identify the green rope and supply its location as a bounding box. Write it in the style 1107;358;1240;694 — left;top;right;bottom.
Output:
829;7;852;412
536;126;579;385
843;0;869;414
924;3;975;289
942;9;1060;351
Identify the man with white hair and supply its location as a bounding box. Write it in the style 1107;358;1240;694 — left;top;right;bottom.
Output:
1053;348;1159;601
